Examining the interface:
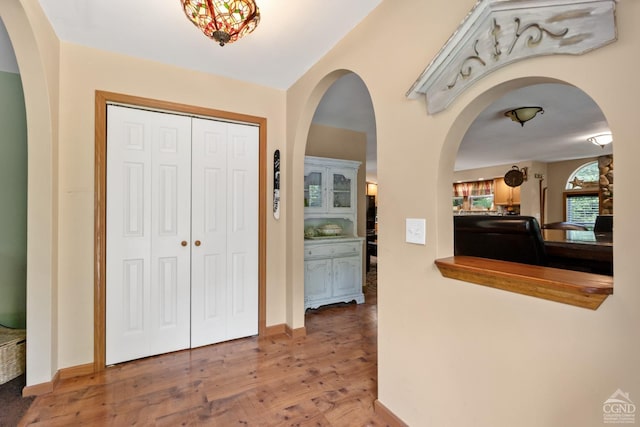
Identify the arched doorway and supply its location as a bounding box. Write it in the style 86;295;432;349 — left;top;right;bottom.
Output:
0;4;56;389
304;73;376;309
0;18;27;330
296;69;380;406
288;70;378;332
302;71;377;315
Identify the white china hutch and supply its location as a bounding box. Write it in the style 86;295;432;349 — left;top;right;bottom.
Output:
303;156;365;310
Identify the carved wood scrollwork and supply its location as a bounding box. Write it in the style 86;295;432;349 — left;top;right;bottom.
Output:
407;0;617;115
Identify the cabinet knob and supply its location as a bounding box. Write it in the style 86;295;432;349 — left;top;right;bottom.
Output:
181;241;188;247
195;240;201;247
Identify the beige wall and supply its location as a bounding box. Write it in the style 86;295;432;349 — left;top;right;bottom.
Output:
6;0;640;425
306;123;367;238
287;1;639;426
55;44;287;368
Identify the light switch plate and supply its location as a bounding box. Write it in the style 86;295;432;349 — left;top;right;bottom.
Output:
406;218;426;245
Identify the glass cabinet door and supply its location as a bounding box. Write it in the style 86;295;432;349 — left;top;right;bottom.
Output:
329;169;355;212
304;162;357;214
304;167;325;211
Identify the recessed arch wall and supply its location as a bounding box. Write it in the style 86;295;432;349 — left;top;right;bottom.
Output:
419;54;634;423
0;1;58;388
436;76;616;300
436;76;608;257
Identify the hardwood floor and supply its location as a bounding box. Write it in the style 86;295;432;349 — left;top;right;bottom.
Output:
20;270;386;426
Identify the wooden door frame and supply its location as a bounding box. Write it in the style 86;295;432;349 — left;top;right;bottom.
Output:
94;90;267;371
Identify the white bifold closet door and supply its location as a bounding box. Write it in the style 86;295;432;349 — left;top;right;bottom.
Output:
189;117;259;348
106;105;258;365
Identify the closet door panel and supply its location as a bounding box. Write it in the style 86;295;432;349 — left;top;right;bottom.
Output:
191;119;259;346
190;119;229;347
150;119;192;354
107;106;153;364
226;124;259;339
106;106;191;364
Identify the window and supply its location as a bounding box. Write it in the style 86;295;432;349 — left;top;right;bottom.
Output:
469;195;494;210
452;179;494;211
564;161;600;229
453;196;464;209
565;193;599;229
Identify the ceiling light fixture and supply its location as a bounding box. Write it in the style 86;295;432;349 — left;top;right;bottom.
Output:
181;0;260;47
588;132;613;148
504;106;544;127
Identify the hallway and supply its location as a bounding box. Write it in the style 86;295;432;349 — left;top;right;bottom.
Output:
20;264;382;426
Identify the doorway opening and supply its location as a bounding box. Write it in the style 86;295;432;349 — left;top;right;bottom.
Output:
0;17;29;409
303;72;377;312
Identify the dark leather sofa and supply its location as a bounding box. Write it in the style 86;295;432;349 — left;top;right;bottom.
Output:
454;215;547;266
594;215;613;232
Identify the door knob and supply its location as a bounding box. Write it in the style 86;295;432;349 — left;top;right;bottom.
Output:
195;240;201;247
181;241;188;247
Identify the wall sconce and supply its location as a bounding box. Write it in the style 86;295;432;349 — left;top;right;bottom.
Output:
504;107;544;127
366;182;378;197
587;133;613;148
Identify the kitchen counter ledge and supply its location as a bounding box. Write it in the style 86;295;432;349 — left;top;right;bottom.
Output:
435;256;612;310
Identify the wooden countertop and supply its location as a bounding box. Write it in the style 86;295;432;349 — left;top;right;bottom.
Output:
435;256;612;310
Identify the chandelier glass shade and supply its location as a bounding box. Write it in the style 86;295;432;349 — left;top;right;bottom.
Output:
181;0;260;46
504;106;544;127
588;133;613;148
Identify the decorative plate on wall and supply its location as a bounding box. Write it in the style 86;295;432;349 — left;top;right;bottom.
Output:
504;166;526;187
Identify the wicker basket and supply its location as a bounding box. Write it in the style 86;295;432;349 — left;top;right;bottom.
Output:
0;327;26;385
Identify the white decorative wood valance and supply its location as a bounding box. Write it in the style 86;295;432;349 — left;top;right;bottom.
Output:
406;0;617;114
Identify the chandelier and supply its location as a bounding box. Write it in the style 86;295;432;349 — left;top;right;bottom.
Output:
587;133;613;148
504;106;544;127
181;0;260;46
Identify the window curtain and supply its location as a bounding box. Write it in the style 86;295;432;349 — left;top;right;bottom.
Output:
453;180;494;197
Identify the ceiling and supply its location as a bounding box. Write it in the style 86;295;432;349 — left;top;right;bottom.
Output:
37;0;383;90
456;83;612;172
312;74;377;181
1;2;613;182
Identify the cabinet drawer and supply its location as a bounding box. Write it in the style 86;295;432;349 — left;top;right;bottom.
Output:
305;242;361;259
332;242;361;257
